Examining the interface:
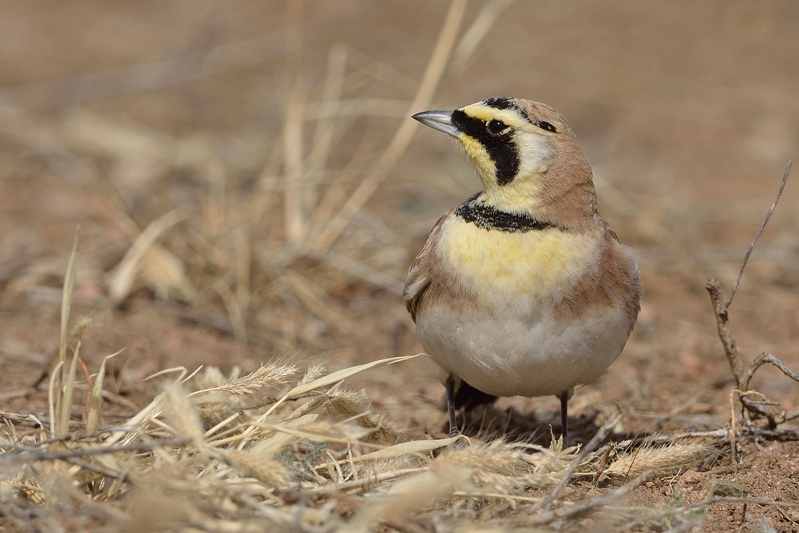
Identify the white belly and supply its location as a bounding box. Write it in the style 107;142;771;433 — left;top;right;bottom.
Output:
416;302;630;397
416;217;632;398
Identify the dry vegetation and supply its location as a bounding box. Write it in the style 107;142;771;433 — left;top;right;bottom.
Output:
2;1;799;531
0;250;724;532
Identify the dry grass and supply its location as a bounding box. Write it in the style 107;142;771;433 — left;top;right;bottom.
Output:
1;346;721;532
3;2;799;532
2;229;716;530
0;249;717;530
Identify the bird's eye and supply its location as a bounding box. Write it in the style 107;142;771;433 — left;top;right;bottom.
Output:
487;119;507;134
538;121;557;133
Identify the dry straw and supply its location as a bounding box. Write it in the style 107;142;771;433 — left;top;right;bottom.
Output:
2;237;715;529
2;341;717;531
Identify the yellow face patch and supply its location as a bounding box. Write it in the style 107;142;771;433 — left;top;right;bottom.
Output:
438;217;596;300
452;102;553;213
458;136;495;186
461;104;530;129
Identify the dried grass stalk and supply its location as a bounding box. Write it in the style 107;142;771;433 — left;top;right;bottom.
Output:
10;350;724;533
191;362;302;415
440;439;574;493
220;449;292;489
348;460;473;530
86;350;124;434
327;387;396;441
106;207;192;304
604;442;712;478
57;342;81;437
161;385;206;446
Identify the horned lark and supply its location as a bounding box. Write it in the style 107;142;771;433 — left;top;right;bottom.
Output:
405;97;642;442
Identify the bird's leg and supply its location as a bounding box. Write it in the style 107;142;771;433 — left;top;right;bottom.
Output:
445;375;460;438
559;390;569;445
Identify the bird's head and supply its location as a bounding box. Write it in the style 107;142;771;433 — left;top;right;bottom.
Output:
413;97;596;224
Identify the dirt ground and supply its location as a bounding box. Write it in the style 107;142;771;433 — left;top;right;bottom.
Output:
2;1;799;531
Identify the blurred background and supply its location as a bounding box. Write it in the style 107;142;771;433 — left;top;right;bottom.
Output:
1;0;798;436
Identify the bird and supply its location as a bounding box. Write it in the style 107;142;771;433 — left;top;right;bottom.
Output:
404;97;642;443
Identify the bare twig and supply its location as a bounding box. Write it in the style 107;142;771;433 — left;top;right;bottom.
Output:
529;470;655;525
705;162;799;436
727;161;791;307
617;427;798;447
707;283;795;430
706;279;744;387
741;352;799;392
729;388;739;463
736;353;799;430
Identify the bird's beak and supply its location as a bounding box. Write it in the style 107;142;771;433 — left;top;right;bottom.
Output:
412;110;460;139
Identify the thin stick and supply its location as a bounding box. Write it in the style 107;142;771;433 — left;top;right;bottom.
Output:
705;279;744;386
596;426;797;448
726;161;791;307
740;352;799;392
729;389;738;464
529;470;654;525
705;163;799;433
738;353;799;429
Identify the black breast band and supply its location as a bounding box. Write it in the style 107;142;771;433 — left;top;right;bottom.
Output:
455;195;559;232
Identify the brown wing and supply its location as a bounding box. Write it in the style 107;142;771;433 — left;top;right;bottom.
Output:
403;212;450;322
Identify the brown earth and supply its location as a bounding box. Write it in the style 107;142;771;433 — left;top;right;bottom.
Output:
1;1;799;531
